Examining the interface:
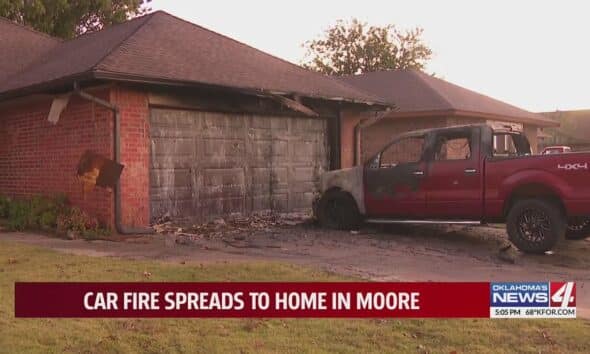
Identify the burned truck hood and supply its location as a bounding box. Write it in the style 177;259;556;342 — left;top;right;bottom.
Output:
319;166;365;214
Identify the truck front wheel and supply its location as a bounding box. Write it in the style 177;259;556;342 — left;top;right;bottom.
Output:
316;190;362;230
506;199;566;254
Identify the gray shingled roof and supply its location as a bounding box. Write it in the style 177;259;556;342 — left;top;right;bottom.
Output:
341;69;557;127
0;11;383;105
0;17;61;83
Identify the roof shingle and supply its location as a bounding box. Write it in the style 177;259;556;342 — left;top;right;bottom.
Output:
0;11;382;105
0;18;60;83
341;69;557;127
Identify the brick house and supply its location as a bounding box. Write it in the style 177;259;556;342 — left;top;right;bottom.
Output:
540;110;590;151
0;12;386;232
340;70;558;163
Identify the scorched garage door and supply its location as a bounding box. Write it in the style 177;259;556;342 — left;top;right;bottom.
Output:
149;109;329;222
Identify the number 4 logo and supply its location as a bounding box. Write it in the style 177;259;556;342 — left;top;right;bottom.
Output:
550;282;576;307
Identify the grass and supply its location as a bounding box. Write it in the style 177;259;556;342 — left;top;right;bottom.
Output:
0;241;589;353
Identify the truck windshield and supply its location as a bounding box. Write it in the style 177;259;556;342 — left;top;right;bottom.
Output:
492;132;531;157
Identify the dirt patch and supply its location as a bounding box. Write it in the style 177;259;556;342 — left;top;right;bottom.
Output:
2;222;589;317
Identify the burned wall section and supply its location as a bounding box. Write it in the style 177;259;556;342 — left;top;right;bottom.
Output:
149;109;328;223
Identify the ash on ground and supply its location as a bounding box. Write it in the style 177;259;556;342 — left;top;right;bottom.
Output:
152;212;313;246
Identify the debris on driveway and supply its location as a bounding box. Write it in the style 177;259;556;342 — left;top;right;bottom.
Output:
496;243;517;264
153;212;312;246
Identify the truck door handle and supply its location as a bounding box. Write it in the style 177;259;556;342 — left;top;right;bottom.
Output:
464;168;477;174
413;170;424;176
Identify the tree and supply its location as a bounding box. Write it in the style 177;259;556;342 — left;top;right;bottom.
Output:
302;19;432;76
0;0;151;39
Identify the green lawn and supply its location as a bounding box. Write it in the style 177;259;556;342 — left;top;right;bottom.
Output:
0;240;589;353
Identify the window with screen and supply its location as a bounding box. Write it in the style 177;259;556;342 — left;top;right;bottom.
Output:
379;136;425;168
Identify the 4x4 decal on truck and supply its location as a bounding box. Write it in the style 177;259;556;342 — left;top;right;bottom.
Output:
557;163;588;171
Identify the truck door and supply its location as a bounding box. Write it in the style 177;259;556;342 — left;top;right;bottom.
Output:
422;127;483;219
364;135;428;217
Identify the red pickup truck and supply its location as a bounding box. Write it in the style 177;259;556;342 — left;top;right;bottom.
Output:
314;124;590;253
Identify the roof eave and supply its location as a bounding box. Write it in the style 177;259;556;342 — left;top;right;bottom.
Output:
382;109;559;128
0;71;95;102
92;70;391;107
0;70;392;108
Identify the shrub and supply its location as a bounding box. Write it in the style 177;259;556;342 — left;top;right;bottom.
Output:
56;206;110;239
7;199;30;231
0;195;10;218
0;194;110;238
39;210;58;230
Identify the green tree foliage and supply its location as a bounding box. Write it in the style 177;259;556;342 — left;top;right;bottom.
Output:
0;0;151;39
303;19;432;76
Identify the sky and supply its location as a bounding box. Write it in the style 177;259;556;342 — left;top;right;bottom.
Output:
151;0;590;112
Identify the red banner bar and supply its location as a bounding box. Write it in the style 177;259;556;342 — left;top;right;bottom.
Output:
15;282;490;318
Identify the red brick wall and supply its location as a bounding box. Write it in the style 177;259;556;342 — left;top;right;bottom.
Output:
110;86;150;227
0;86;151;229
0;91;114;224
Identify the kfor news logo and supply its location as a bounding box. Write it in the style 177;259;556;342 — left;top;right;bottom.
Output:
490;282;576;318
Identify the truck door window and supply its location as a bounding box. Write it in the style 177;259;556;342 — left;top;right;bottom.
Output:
434;134;472;161
378;136;425;168
493;133;531;157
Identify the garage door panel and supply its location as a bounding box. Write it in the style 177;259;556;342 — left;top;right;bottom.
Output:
291;191;316;209
271;117;289;130
150;168;192;187
270;194;288;212
200;168;245;197
203;112;245;128
150;195;194;219
291;141;321;163
250;168;271;194
150;139;195;170
269;140;288;158
269;167;288;190
200;197;245;216
150;112;197;128
151;138;194;156
150;186;192;203
203;139;246;160
250;141;272;163
252;194;272;210
150;108;328;222
150;126;196;138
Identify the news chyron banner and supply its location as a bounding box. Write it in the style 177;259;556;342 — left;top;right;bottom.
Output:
14;282;576;319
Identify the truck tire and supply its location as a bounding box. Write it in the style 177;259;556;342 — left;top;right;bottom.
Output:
317;190;362;230
506;199;566;254
566;218;590;240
